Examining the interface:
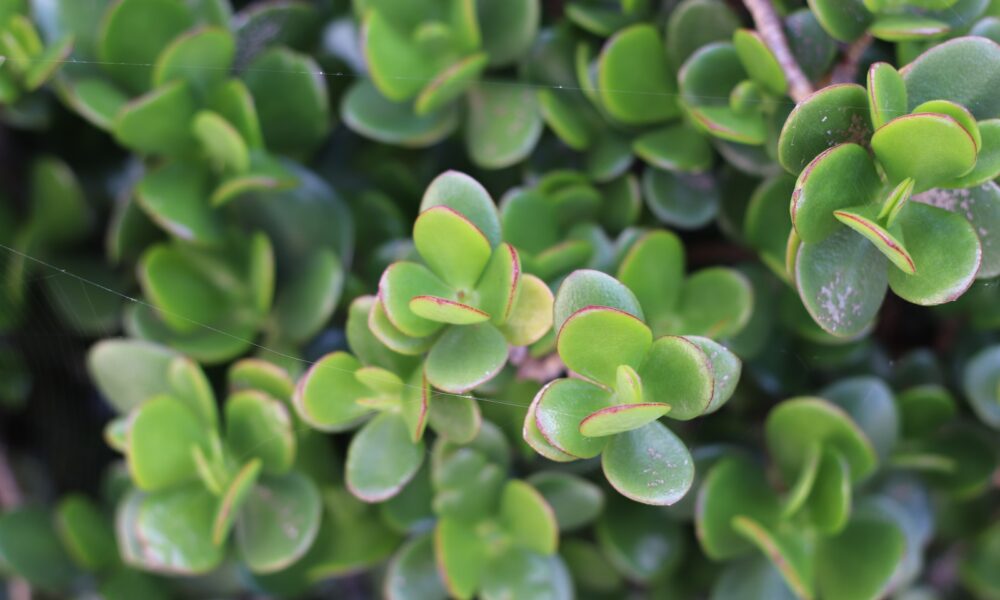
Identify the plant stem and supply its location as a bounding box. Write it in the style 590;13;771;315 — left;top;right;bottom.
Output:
742;0;814;102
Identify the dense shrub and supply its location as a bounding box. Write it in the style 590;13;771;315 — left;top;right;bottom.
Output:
1;0;999;598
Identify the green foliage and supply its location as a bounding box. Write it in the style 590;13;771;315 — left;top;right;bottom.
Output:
1;0;1000;598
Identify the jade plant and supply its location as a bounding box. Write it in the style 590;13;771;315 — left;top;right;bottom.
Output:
780;38;1000;337
808;0;994;43
0;1;72;122
5;0;1000;598
343;0;542;168
524;269;741;504
374;170;553;393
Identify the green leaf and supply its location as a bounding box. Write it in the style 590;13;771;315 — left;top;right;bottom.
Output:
792;143;882;244
465;83;543;169
869;14;950;41
292;351;371;431
379;261;451;338
362;9;436;101
806;0;871;42
242;47;329;156
368;297;438;355
766;397;878;484
533;377;612;458
60;77;129;129
733;29;786;96
428;393;481;443
731;517;814;600
27;156;89;245
225;390;295;474
941;119;1000;188
0;507;76;591
711;557;798;600
435;517;487;599
136;160;222;243
595;495;685;581
805;448;850;534
887;202;981;305
139;243;230;333
501;480;558;554
113;80;197;155
347;413;425;502
207;79;264;148
579;402;670;437
597;24;679;124
913;99;981;149
88;339;179;413
414;52;488;115
745;174;795;279
420;171;502;247
347;295;421;374
795;227;888;338
414;206;493;289
696;456;780;560
24;34;72;91
816;517;906;600
867;62;906;129
678;43;765;144
616;230;684;327
481;548;573;600
475;243;520;326
410;296;490;324
98;0;194;93
633;123;713;172
523;394;578;463
385;533;448;600
778;84;873;174
601;421;694;505
833;204;915;274
903;36;1000;120
922;426;996;497
897;384;955;437
55;494;118;571
210;458;262;545
118;486;224;575
666;0;741;70
236;472;322;573
192;110;249;173
127;395;207;491
478;0;539;67
686;336;741;413
916;181;1000;278
677;268;753;337
871;113;978;191
341;80;458;147
152;26;234;93
526;471;604;532
553;268;644;330
273;249;343;343
557;306;652;387
962;345;1000;429
639;336;713;419
538;88;592;151
643;168;720;230
425;322;509;393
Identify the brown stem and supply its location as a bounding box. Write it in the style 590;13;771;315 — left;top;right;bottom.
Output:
742;0;814;102
829;33;873;85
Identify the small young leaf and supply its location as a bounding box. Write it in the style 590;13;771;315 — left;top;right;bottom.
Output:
867;62;906;129
557;306;653;387
414;206;493;290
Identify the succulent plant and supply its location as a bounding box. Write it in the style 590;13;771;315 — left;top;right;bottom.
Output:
374;171;553;393
0;2;72;120
808;0;994;43
780;38;1000;337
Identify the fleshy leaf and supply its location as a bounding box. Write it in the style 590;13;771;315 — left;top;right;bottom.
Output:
152;26;234;93
806;0;871;42
379;261;451;338
902;36;1000;120
341;80;458;148
696;456;781;560
871;113;978;191
795;227;888;338
677;268;753;337
465;84;543;169
639;336;713;420
498;274;554;346
421;171;502;246
346;413;424;503
414;206;493;290
601;421;694;505
579;403;670;437
791;143;881;244
527;471;604;532
113;81;197;155
127;395;207;492
425;323;509;393
887;201;981;305
292;352;371;431
410;296;490;324
557;306;652;387
236;473;322;573
867;62;906;129
597;24;679;124
733;29;786;96
225;391;295;474
98;0;194;93
632;123;713;172
428;393;481;444
501;480;558;555
805;448;850;534
475;243;520;326
833;205;915;274
435;517;487;599
731;517;815;600
534;378;612;459
211;459;262;546
616;230;684;326
915;182;1000;278
765;397;877;484
816;517;905;600
778;84;872;174
553;269;644;330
